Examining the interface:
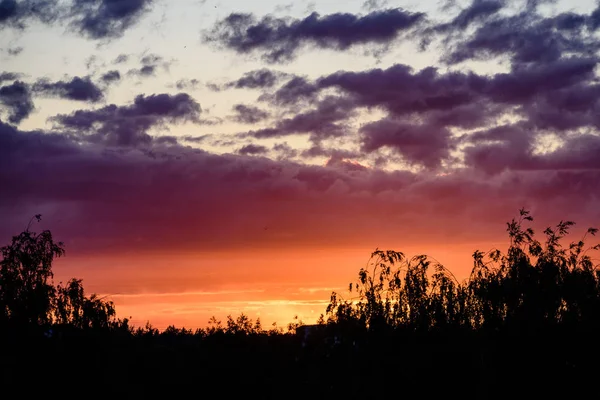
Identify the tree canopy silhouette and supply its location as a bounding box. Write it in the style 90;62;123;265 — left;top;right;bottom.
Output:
326;208;600;334
0;215;124;334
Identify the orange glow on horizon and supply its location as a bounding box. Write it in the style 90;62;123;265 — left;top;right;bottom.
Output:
50;241;510;330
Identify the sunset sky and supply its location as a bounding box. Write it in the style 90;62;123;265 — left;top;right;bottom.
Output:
2;0;600;329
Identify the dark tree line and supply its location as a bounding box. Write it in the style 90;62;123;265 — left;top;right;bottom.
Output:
1;210;600;398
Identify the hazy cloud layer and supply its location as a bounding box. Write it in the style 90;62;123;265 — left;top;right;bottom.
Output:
2;121;599;258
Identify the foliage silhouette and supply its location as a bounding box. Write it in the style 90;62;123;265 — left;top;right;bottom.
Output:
326;208;600;335
0;215;64;328
0;215;126;334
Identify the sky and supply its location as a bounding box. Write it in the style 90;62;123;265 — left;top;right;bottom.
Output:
2;0;600;330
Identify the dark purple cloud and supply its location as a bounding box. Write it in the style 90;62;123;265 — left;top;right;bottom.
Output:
127;54;172;78
174;79;199;90
69;0;154;39
272;142;298;159
263;33;598;168
2;120;600;258
0;0;61;29
33;76;104;102
204;8;425;63
311;58;597;116
462;124;534;174
270;76;318;106
434;0;505;33
442;7;600;65
237;143;268;155
0;71;20;83
212;68;285;91
0;80;34;124
230;104;270;124
524;83;600;132
590;5;600;30
360;119;453;169
113;53;129;64
246;96;355;143
463;124;600;174
0;1;153;40
50;93;201;146
486;57;597;103
100;70;121;84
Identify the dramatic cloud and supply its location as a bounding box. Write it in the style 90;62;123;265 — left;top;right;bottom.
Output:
441;6;600;65
360;119;453;169
265;44;599;167
50;92;201;146
33;76;104;102
69;0;155;39
205;8;425;63
2;120;600;259
230;104;270;124
0;80;34;124
3;0;600;329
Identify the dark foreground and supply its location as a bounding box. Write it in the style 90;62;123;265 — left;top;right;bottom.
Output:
1;325;598;399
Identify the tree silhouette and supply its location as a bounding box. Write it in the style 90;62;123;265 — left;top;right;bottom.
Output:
0;215;64;328
0;215;125;334
54;278;119;330
326;208;600;334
